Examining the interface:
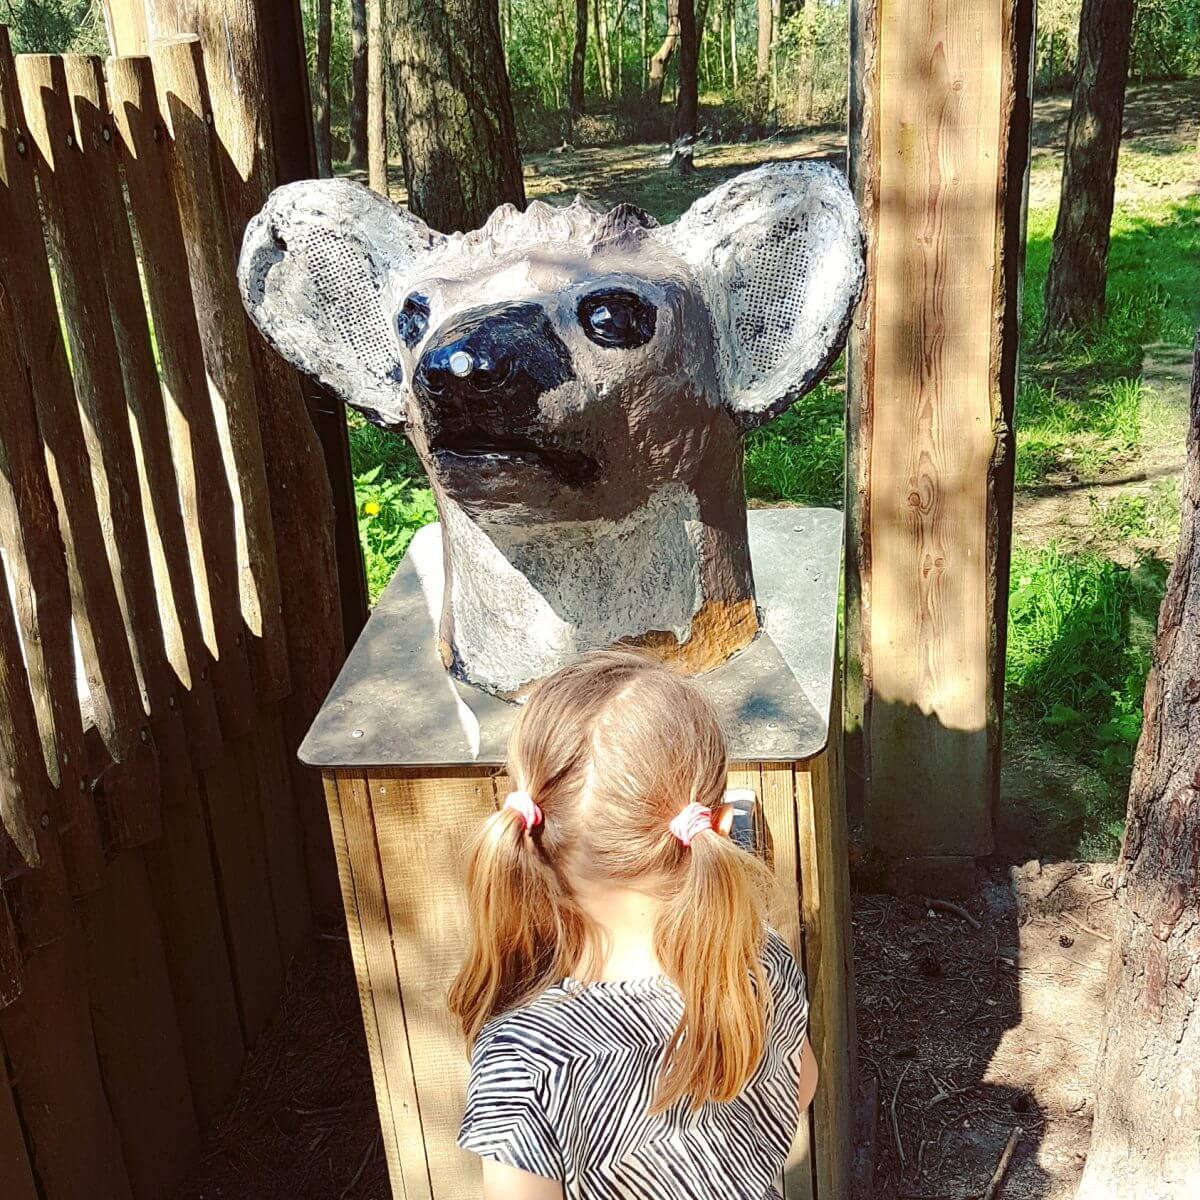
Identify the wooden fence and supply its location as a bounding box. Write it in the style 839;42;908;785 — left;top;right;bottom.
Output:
0;27;345;1199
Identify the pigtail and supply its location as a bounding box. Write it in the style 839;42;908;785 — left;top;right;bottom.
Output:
651;829;777;1113
448;802;588;1048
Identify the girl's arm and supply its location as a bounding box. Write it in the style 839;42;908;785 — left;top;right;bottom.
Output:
797;1036;819;1112
482;1158;564;1200
785;1037;820;1170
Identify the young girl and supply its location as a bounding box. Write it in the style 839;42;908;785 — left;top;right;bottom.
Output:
450;651;819;1199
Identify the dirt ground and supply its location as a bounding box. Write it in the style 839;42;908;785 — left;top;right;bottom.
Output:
854;864;1114;1200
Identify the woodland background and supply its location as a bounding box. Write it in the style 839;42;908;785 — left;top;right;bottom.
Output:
8;0;1200;151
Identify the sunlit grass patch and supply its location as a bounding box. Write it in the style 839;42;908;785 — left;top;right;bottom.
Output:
743;379;845;507
347;414;436;603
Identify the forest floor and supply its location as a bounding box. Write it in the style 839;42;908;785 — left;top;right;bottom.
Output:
179;82;1199;1199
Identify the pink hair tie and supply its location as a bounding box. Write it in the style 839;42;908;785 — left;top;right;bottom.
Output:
669;801;714;848
503;790;543;832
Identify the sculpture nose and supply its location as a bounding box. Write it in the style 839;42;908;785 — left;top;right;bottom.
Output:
412;302;575;454
418;338;512;398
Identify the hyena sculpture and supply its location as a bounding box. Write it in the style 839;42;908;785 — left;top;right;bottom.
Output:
238;163;863;697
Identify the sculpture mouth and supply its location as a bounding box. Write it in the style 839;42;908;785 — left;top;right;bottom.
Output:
432;440;600;486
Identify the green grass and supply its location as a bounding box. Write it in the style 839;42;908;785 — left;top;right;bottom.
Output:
744;380;845;507
1004;546;1167;856
347;415;436;602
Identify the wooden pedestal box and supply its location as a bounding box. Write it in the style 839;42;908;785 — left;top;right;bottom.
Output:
303;508;857;1198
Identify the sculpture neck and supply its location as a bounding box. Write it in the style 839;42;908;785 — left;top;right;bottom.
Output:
437;481;756;696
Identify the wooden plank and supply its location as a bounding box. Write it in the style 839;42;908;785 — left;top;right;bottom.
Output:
251;705;312;966
0;928;134;1200
0;33;149;843
0;271;104;894
66;54;223;771
142;769;245;1130
759;763;802;956
104;53;257;743
0;477;74;953
9;50;160;849
0;895;20;1009
847;0;1032;861
148;36;291;704
796;723;855;1200
371;769;497;1198
78;850;200;1199
26;53;181;800
0;1042;38;1200
201;740;283;1044
749;762;814;1200
327;773;416;1198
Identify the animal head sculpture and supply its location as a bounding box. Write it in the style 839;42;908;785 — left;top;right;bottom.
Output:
239;163;864;697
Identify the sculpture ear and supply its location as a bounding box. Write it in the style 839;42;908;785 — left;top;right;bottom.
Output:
238;178;445;426
659;162;864;429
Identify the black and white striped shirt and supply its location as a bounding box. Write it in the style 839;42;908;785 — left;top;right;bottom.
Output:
458;930;809;1198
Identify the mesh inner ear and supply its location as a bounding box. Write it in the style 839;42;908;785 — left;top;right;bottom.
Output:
720;210;834;394
293;222;399;384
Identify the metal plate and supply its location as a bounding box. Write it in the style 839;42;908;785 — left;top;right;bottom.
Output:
300;506;843;769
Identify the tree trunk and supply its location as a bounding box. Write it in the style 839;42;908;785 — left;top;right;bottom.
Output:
641;0;648;90
1077;334;1200;1197
718;0;726;88
730;0;738;89
348;0;368;170
647;0;680;104
674;0;697;140
367;0;387;193
756;0;771;78
595;0;611;99
570;0;587;122
1041;0;1134;335
314;0;332;175
387;0;525;233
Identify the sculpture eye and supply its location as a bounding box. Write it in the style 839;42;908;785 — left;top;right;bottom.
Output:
577;289;656;349
396;294;430;348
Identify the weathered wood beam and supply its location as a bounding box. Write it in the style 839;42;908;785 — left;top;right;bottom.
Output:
846;0;1034;882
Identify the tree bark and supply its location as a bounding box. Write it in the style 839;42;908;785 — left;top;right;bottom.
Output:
314;0;332;175
348;0;368;170
647;0;680;104
386;0;525;232
674;0;698;139
570;0;588;123
595;0;611;99
1041;0;1134;335
641;0;648;90
756;0;771;78
368;0;387;193
1077;334;1200;1197
730;0;738;89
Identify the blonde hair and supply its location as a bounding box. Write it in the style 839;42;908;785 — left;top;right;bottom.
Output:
448;650;778;1113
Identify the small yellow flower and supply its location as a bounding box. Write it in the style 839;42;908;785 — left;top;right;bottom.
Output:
363;500;381;517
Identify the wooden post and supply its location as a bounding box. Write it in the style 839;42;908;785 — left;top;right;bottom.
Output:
846;0;1034;887
147;35;291;701
105;0;370;656
134;4;350;920
2;43;160;850
105;53;259;743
